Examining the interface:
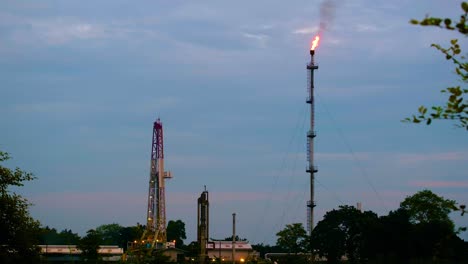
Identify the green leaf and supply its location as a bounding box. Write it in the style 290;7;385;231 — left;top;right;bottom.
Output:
410;19;419;25
462;2;468;13
445;19;452;27
418;106;427;114
431;18;442;26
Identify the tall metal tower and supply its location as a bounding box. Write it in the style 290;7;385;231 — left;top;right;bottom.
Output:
143;118;172;249
306;36;319;234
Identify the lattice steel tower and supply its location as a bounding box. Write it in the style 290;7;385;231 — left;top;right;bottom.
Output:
306;37;319;234
143;118;172;249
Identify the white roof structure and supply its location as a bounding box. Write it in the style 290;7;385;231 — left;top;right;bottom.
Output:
38;245;123;254
207;241;252;250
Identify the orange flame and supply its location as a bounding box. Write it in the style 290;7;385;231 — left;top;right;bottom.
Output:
310;35;320;51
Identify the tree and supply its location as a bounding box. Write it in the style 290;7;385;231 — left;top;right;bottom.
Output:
95;223;123;245
365;209;413;262
120;224;144;251
399;189;458;229
404;2;468;129
183;241;200;259
148;249;173;264
223;235;247;241
58;228;81;245
38;226;81;245
251;243;283;258
311;206;378;264
166;220;186;248
78;229;103;263
397;190;468;261
361;206;467;263
0;150;41;264
275;223;308;253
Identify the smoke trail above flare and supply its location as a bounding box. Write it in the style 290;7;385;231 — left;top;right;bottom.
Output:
319;0;336;34
310;0;336;51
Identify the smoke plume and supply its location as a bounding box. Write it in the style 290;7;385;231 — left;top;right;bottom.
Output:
319;0;336;34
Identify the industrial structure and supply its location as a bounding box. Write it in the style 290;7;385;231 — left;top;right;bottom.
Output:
306;36;320;233
196;188;255;263
141;118;172;249
39;245;123;262
197;187;209;264
206;241;254;263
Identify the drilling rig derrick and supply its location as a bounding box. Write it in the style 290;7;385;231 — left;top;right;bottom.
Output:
142;118;172;250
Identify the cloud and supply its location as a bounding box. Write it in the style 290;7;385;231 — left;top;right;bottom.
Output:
170;155;230;170
31;19;107;45
210;191;284;203
354;24;379;33
398;152;468;165
30;192;144;210
8;96;179;116
292;26;319;35
333;189;409;213
242;32;270;48
30;191;287;211
267;151;466;168
11;101;85;114
409;181;468;188
0;14;162;48
129;97;180;114
316;152;370;161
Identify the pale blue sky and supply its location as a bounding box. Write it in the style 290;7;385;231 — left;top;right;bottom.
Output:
1;0;467;244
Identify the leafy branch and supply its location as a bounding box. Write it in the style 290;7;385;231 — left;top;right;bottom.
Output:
404;2;468;130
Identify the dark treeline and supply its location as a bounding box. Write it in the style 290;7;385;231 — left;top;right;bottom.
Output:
311;205;467;264
253;190;468;264
35;221;193;263
37;221;187;251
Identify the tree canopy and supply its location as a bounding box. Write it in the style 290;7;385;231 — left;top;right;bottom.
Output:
222;235;247;242
310;190;467;263
275;223;308;253
0;150;41;264
78;229;103;262
38;227;81;245
95;223;124;245
400;189;457;228
311;205;378;264
166;219;187;247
